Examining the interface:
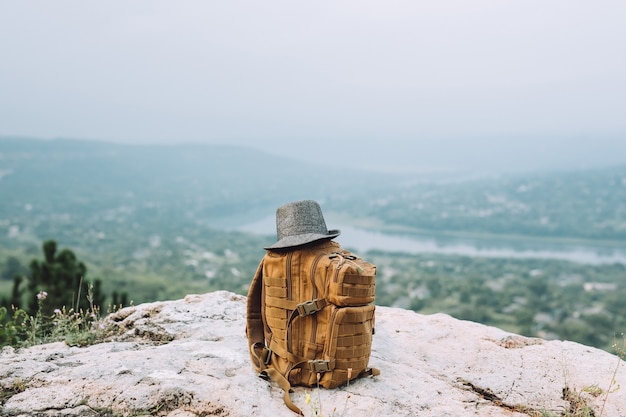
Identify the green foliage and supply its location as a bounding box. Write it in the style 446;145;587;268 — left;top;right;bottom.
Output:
27;240;91;316
0;305;28;346
0;241;111;348
0;257;27;309
0;284;112;349
2;236;624;352
370;252;626;352
562;387;595;417
0;256;26;281
329;165;626;241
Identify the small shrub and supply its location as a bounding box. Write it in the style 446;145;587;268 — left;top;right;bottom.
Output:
562;387;594;417
0;306;28;347
0;284;113;349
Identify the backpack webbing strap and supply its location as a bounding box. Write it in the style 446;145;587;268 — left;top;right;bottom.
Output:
266;297;299;311
287;298;328;328
247;260;267;372
262;368;303;416
269;337;310;364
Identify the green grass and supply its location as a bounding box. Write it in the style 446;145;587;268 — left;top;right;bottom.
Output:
0;284;117;349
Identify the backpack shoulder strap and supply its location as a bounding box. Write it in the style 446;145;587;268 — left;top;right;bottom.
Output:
246;254;304;415
246;257;267;373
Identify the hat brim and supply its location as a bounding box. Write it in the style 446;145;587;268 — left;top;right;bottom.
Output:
264;229;340;250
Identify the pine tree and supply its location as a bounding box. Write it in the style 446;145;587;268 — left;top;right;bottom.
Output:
26;240;102;317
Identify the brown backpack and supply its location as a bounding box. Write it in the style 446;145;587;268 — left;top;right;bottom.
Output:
246;240;380;415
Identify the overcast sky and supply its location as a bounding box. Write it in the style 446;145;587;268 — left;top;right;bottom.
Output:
1;1;625;173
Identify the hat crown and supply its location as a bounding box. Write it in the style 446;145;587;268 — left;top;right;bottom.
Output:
263;200;340;250
276;200;328;240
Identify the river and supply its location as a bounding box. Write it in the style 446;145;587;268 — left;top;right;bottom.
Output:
238;215;626;265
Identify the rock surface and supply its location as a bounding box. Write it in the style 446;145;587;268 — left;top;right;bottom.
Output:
1;291;625;417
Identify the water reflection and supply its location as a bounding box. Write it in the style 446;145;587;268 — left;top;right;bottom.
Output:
239;216;626;265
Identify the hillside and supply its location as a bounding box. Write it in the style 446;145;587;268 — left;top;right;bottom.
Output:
2;137;626;245
0;137;392;219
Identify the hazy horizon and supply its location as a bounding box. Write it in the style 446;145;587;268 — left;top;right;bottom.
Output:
6;134;626;175
2;1;625;173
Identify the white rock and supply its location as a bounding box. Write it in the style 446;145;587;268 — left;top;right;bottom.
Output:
0;290;624;417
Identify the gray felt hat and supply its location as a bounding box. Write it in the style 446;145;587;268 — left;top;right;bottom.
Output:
264;200;340;250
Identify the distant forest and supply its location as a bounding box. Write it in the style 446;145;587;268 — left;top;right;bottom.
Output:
1;137;625;352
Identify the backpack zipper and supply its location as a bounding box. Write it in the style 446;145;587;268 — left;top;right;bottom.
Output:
308;252;327;348
286;252;294;353
327;306;340;360
331;252;364;282
286;252;293;300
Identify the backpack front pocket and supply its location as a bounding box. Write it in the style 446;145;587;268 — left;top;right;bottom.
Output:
317;304;376;388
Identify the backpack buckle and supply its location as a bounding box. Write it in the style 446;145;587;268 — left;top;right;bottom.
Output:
296;299;323;316
308;359;333;373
